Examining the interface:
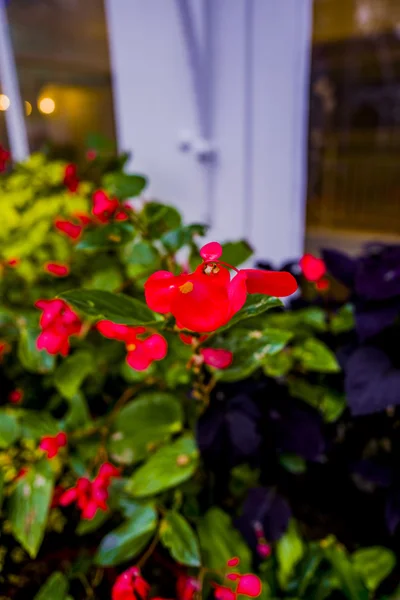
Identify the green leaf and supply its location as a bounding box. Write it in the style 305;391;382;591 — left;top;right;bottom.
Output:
34;572;69;600
18;325;55;373
198;507;251;571
59;289;162;325
102;172;147;199
0;470;4;510
292;339;340;373
279;454;306;474
161;224;207;252
54;351;95;400
221;240;253;266
76;222;135;251
123;240;159;267
219;295;282;333
352;546;396;592
64;392;91;430
86;132;115;153
276;520;305;589
160;511;201;567
288;379;346;422
77;508;110;535
19;411;60;440
0;411;21;448
330;304;355;335
216;327;293;382
95;503;157;566
323;540;369;600
263;352;293;377
9;459;54;558
142;202;182;236
109;392;183;465
126;435;199;497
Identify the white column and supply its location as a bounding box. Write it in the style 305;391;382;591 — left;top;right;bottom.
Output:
105;0;312;264
0;0;29;160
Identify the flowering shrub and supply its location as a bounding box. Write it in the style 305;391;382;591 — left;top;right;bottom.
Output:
0;146;399;598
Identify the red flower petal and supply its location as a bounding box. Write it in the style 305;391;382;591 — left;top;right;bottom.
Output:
144;271;177;313
171;273;231;333
228;271;248;316
242;269;297;297
96;320;131;341
214;586;237;600
55;219;82;240
56;432;67;447
142;334;168;360
227;557;240;567
45;263;70;277
299;254;326;282
201;348;233;369
236;574;262;597
126;344;152;371
200;241;223;261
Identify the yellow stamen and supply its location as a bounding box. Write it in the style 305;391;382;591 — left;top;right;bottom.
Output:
179;281;194;294
127;343;136;351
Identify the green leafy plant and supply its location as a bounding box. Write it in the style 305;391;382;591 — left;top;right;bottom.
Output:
0;146;397;599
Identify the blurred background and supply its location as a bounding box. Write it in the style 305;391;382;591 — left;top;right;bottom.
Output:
1;0;400;259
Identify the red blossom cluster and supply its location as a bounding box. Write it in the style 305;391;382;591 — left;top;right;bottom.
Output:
92;189;129;223
0;145;11;172
35;299;82;356
112;560;262;600
112;567;149;600
39;432;67;459
213;557;261;600
145;242;297;333
63;163;79;192
55;218;85;240
0;340;10;360
96;320;167;371
60;462;119;519
299;253;329;291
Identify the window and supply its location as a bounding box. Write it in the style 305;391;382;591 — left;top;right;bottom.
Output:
0;0;115;160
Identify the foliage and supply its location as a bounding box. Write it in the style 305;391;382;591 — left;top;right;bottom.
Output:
0;144;399;599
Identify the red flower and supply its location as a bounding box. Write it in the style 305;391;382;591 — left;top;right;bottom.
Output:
177;574;200;600
200;348;233;369
35;299;82;356
96;321;168;371
6;257;20;268
257;543;271;559
214;586;236;600
112;566;150;600
15;467;29;481
227;557;240;567
145;242;297;333
299;254;326;283
92;190;120;223
45;262;70;277
8;388;23;404
315;277;330;291
0;145;11;172
179;332;209;345
236;575;261;597
126;332;168;371
55;219;83;240
39;432;67;459
60;462;119;520
63;163;79;192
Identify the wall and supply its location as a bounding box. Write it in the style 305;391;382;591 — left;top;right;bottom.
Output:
105;0;312;264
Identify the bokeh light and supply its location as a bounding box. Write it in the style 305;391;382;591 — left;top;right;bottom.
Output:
0;94;10;111
24;101;32;116
38;97;55;114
